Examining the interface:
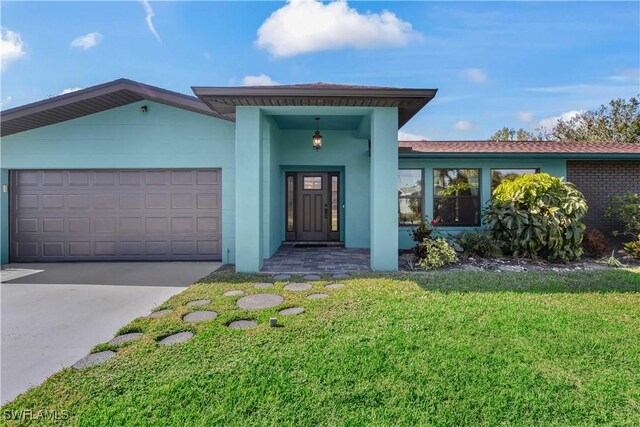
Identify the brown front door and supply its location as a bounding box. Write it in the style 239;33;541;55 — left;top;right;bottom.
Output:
285;172;340;242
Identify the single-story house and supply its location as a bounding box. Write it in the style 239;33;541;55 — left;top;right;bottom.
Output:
1;78;639;271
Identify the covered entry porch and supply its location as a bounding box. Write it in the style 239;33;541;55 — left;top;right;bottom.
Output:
261;245;371;273
193;83;436;272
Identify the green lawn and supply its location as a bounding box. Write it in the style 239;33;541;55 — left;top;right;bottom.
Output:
4;269;640;426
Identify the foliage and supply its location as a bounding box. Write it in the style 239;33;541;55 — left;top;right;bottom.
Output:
489;95;640;144
484;173;588;262
416;238;458;270
410;221;435;259
456;232;502;258
622;234;640;260
605;192;640;237
582;229;609;257
438;181;472;196
598;250;624;268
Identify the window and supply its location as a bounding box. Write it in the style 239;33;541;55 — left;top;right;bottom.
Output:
286;175;295;231
433;169;480;226
491;168;539;192
331;175;339;232
398;169;423;226
303;176;322;190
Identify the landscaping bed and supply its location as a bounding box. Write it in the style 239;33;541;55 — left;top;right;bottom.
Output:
3;269;639;426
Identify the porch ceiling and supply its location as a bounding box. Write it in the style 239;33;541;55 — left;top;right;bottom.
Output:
191;83;437;128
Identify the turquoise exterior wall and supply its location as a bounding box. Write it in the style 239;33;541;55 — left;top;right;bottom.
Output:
397;157;567;249
0;100;236;265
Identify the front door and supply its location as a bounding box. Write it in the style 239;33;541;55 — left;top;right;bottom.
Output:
285;172;340;242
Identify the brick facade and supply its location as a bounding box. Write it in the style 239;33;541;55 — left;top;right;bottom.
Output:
567;160;640;238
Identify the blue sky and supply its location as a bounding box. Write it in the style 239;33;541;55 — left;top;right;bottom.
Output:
1;1;638;140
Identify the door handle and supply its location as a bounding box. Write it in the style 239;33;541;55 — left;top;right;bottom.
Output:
324;203;328;219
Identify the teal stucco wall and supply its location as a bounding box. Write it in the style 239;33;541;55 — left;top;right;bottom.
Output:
0;100;236;265
397;157;567;249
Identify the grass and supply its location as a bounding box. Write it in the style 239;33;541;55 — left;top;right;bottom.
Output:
3;269;640;426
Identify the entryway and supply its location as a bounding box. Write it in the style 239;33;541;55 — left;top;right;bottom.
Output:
262;246;371;273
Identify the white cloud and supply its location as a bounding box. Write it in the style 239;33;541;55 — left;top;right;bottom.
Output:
241;74;279;86
256;0;421;58
59;87;83;95
538;110;584;130
606;68;640;82
1;95;13;109
453;120;476;131
70;32;103;50
463;68;487;83
516;111;534;123
141;0;162;42
1;28;26;70
398;130;429;141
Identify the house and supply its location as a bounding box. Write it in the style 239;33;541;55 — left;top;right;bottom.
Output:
1;78;639;272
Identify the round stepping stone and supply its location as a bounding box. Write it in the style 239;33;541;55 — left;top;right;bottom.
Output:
331;273;350;279
326;283;345;289
273;274;291;280
237;293;284;310
73;351;115;370
224;290;244;297
279;307;305;316
186;299;210;307
108;332;143;346
228;319;258;330
183;311;218;323
148;309;172;318
307;293;329;300
284;283;312;292
158;331;194;346
254;282;274;289
303;274;321;281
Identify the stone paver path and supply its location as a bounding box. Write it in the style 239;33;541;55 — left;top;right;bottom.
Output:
159;331;194;346
273;274;291;280
73;351;115;369
237;293;284;310
279;307;305;316
224;290;244;297
183;311;218;323
303;274;321;281
148;309;173;318
108;332;143;346
325;283;345;289
254;283;274;289
307;293;329;300
186;299;210;307
261;246;371;273
284;283;312;292
228;320;258;329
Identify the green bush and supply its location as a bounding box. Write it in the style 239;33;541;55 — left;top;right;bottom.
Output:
605;192;640;237
416;238;458;270
410;221;435;259
484;173;587;262
622;234;640;260
456;232;502;258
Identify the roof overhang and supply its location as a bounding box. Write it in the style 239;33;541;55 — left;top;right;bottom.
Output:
0;79;223;137
191;85;438;128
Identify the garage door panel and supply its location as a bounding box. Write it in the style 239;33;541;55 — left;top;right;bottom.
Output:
10;169;221;261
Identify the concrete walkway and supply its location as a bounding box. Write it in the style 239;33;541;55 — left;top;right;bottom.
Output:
1;262;220;404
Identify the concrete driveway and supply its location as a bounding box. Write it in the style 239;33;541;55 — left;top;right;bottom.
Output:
1;262;220;404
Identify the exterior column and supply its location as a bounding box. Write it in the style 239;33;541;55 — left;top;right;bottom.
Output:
235;107;263;272
370;108;399;271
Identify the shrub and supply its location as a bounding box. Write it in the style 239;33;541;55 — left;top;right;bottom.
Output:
605;192;640;237
410;220;435;259
484;173;587;262
622;234;640;260
456;232;501;258
582;229;609;257
416;238;458;270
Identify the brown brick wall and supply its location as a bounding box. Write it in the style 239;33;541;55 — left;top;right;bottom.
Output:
567;160;640;238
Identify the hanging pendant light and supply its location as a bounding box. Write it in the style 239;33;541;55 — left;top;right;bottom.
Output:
312;117;323;151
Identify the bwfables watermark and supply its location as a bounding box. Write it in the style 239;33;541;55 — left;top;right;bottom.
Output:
4;408;69;421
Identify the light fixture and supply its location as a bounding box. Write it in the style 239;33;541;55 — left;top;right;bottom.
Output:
140;105;148;113
312;117;323;151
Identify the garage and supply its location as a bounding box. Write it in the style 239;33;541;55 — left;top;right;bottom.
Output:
9;169;222;262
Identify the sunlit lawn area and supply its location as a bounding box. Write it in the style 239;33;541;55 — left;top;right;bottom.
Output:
3;269;640;426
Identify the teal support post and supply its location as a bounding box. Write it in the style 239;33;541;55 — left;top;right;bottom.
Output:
235;107;264;272
1;169;8;265
370;108;399;271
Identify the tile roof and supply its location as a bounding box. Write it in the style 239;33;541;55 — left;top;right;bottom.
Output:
239;82;402;90
399;140;640;154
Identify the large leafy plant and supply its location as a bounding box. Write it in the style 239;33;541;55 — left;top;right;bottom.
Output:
605;192;640;236
416;238;458;270
484;173;587;262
